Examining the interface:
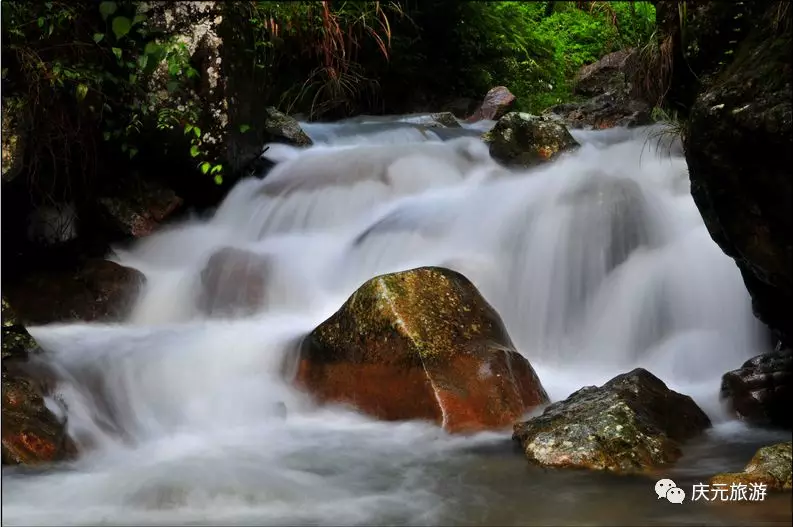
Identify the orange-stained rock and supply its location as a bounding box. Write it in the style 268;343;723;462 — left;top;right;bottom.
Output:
295;266;549;433
2;371;76;465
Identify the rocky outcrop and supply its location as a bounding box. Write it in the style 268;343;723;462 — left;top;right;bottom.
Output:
2;259;145;325
683;2;792;346
296;266;549;433
466;86;516;123
483;112;579;168
574;48;637;98
544;93;652;130
720;347;792;429
513;368;711;473
710;442;792;491
95;177;184;240
197;247;269;316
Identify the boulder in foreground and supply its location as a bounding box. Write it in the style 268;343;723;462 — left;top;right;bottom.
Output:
710;441;792;491
483;112;579;168
296;266;549;433
513;368;711;473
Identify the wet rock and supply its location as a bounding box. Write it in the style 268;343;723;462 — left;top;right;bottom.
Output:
197;247;269;316
1;369;76;465
3;260;145;325
467;86;516;123
97;177;183;239
296;266;549;433
262;107;313;147
2;299;37;362
483;112;580;168
513;368;711;473
710;442;792;491
429;112;462;128
683;3;793;347
720;347;792;429
574;48;637;98
544;93;652;130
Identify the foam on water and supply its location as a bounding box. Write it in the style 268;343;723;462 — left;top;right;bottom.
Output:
1;115;770;525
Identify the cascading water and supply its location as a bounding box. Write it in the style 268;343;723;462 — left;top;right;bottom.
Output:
2;116;789;526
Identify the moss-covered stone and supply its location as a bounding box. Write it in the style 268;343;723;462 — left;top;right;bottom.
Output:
297;266;549;433
2;298;37;361
710;442;792;491
482;112;579;168
512;368;711;473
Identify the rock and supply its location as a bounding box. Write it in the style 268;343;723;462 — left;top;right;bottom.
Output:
197;247;269;316
683;3;792;346
720;347;792;429
441;97;479;119
429;112;462;128
466;86;516;123
2;299;37;362
2;369;76;465
512;368;711;473
3;260;146;325
574;48;637;98
262;107;313;147
483;112;580;168
296;266;549;433
544;93;652;130
1;102;27;183
710;442;792;491
97;177;184;239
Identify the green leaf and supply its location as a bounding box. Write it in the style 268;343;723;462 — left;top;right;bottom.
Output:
137;54;148;69
144;41;161;56
210;164;223;174
129;148;138;159
184;124;194;135
111;47;122;60
132;14;147;25
193;127;201;138
214;174;223;185
99;1;117;20
129;73;137;83
239;124;251;133
37;17;45;28
112;16;132;40
93;32;105;43
76;83;88;102
200;162;211;174
190;145;200;157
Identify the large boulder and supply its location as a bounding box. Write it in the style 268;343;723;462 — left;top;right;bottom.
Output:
95;177;184;240
574;48;637;98
3;259;145;325
197;247;269;316
296;266;549;433
513;368;711;473
466;86;516;123
720;347;792;429
683;3;792;346
710;442;792;491
483;112;579;168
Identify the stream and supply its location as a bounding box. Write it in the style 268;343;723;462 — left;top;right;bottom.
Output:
2;115;790;526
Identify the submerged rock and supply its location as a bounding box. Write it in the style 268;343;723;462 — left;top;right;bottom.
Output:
710;442;792;491
720;347;792;429
513;368;711;473
467;86;516;123
483;112;579;168
197;247;269;316
3;259;145;325
296;266;549;433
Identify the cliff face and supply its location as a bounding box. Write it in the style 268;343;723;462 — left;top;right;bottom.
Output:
662;0;792;346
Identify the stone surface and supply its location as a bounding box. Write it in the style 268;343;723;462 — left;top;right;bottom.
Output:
710;442;792;491
197;247;269;316
513;368;711;473
97;177;184;239
683;4;792;346
544;93;652;130
574;48;636;98
296;266;549;433
466;86;516;123
720;347;792;429
3;260;145;325
483;112;579;168
2;370;76;465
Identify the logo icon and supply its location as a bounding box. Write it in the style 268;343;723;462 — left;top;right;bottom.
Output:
655;478;686;503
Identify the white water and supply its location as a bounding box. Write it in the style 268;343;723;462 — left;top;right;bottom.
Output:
2;116;773;526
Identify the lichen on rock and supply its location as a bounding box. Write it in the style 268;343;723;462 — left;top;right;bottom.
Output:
513;368;711;473
710;441;792;491
297;266;549;433
482;112;579;168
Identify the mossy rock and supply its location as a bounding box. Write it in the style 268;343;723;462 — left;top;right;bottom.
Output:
482;112;579;168
297;266;549;433
513;368;711;473
711;442;792;491
2;298;37;361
